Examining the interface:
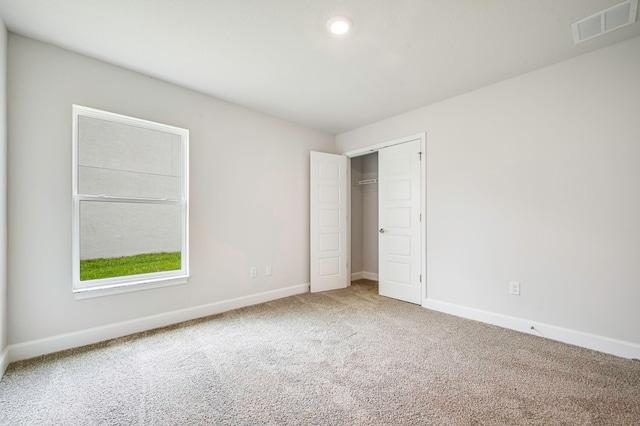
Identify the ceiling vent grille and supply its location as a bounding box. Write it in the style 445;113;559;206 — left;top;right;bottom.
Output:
571;0;638;44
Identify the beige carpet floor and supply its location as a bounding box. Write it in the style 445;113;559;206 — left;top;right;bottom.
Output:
1;280;639;425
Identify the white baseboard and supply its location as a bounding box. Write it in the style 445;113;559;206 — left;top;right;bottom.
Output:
424;298;640;360
7;283;309;364
362;271;378;281
351;271;378;281
0;346;9;381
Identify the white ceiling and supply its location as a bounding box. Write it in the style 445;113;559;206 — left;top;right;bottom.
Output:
0;0;638;134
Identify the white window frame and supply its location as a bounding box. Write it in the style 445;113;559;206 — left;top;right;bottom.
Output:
72;105;189;299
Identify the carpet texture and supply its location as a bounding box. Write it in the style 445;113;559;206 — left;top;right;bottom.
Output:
1;280;639;425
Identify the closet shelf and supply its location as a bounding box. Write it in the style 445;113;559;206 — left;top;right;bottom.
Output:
352;178;379;186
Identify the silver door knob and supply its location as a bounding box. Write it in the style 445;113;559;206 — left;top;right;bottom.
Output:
379;228;386;233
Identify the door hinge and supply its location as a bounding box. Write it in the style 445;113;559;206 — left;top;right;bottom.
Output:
419;213;422;222
418;151;422;161
420;274;422;282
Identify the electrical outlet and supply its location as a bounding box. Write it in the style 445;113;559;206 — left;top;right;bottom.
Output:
509;281;520;295
266;265;272;276
250;267;257;278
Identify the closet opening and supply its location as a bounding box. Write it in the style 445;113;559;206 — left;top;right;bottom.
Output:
310;132;425;304
350;152;379;283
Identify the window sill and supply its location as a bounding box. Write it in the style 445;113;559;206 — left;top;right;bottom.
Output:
73;275;189;300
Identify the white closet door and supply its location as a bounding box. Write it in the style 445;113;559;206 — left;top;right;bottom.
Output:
378;140;422;304
310;152;348;292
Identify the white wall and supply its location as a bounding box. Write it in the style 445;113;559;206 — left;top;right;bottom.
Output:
0;18;7;374
7;35;334;347
337;35;640;351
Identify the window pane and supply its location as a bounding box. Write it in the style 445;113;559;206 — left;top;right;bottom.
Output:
78;116;182;199
80;201;182;281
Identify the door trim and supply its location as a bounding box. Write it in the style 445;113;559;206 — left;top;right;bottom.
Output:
341;133;427;306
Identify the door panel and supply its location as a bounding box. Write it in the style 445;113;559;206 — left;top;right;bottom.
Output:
378;140;422;304
310;152;347;292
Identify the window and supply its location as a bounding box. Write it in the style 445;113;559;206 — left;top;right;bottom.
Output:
72;105;189;298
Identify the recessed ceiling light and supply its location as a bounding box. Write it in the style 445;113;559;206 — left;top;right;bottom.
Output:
327;16;352;36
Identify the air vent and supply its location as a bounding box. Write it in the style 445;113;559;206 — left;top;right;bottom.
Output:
571;0;638;44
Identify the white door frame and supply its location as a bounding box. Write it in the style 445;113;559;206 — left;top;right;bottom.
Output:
342;132;427;306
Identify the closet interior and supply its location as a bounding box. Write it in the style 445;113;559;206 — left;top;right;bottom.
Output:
350;152;379;282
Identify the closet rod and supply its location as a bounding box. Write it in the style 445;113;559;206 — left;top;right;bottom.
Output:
352;178;379;186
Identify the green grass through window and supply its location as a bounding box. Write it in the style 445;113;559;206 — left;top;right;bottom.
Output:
80;252;181;281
